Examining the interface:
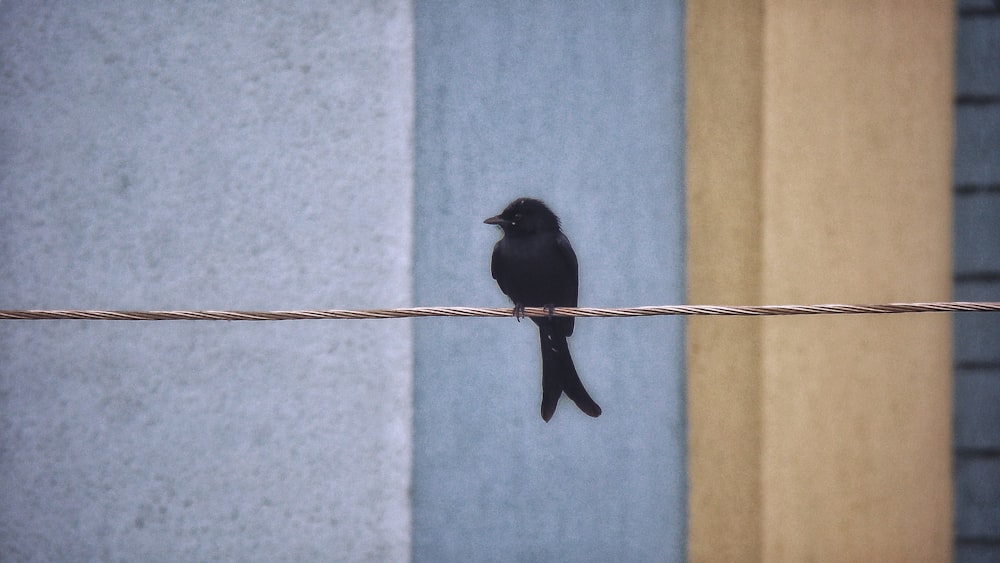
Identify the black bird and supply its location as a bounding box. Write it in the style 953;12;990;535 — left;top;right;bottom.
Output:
484;197;602;422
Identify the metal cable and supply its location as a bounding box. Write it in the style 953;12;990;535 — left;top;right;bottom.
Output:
1;301;997;321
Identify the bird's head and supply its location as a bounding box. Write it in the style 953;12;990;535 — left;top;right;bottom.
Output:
484;197;561;236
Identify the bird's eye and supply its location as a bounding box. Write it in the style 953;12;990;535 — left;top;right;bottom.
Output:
513;213;523;221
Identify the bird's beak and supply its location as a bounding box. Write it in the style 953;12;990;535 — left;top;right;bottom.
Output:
484;215;505;226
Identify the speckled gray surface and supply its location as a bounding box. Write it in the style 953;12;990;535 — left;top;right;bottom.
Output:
1;2;413;560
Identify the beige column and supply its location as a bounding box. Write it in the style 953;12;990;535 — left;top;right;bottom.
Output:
686;2;954;561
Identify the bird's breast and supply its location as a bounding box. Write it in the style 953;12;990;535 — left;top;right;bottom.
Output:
494;237;576;307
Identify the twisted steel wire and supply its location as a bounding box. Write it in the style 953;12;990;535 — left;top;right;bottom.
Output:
1;301;998;321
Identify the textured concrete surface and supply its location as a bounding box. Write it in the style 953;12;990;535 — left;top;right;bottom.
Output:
0;2;413;560
412;2;687;560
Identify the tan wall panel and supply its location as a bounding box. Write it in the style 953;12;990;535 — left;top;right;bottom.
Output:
687;1;954;561
686;2;766;560
759;3;953;560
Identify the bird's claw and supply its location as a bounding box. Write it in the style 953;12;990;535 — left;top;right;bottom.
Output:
513;303;525;322
512;304;556;321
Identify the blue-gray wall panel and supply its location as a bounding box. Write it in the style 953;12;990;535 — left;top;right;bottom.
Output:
953;5;1000;561
959;0;999;12
954;370;1000;450
956;17;1000;95
954;105;1000;186
954;193;1000;274
954;283;1000;364
956;457;1000;538
413;2;686;560
956;544;1000;563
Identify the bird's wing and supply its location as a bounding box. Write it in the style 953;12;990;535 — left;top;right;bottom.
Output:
555;233;579;307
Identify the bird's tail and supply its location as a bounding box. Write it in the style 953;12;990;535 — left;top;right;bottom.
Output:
539;327;602;422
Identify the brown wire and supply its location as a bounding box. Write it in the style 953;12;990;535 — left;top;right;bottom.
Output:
1;301;997;321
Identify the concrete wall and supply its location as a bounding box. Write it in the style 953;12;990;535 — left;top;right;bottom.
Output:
412;2;687;560
2;1;689;560
0;2;413;560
